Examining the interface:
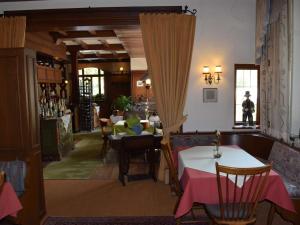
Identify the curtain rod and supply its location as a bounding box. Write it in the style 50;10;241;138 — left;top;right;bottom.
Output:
182;5;197;15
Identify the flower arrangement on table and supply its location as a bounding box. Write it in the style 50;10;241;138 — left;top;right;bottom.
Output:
212;130;222;158
113;115;154;135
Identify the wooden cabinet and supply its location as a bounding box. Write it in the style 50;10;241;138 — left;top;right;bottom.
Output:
0;48;46;225
41;115;74;161
37;65;62;83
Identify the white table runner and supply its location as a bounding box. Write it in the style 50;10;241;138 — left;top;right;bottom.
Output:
178;146;265;187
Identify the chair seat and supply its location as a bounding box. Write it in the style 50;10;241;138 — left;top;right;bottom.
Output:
205;203;253;220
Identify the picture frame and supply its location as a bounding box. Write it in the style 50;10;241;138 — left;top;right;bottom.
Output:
203;88;218;103
136;80;144;87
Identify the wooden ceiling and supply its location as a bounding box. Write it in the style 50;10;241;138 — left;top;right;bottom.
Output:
48;28;144;61
5;6;182;61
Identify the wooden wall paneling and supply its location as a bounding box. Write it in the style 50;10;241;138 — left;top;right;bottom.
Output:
25;32;67;60
0;48;45;225
54;68;62;83
45;67;54;83
37;65;47;82
0;51;23;158
131;70;153;101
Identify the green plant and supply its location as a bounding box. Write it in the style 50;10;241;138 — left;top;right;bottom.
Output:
112;95;132;112
93;93;104;102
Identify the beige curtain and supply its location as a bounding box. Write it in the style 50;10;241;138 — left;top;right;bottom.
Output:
0;16;26;48
140;13;196;181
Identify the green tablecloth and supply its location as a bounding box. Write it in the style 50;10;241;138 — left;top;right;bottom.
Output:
113;124;154;135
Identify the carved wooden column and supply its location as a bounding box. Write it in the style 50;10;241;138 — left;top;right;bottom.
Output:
69;50;80;131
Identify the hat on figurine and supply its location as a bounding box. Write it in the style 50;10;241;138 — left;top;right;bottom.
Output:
244;91;251;97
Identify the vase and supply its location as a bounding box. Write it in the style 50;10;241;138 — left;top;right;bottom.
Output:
213;145;222;158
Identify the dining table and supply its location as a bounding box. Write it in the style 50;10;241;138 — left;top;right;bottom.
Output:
0;182;22;220
175;145;295;218
108;120;162;185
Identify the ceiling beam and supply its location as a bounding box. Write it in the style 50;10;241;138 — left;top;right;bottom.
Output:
49;30;116;41
75;40;89;49
78;53;129;59
67;44;124;51
4;6;182;32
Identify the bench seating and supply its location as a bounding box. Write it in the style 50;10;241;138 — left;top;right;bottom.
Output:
269;142;300;197
268;141;300;225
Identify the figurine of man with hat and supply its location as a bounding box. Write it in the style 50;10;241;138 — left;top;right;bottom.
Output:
242;91;255;126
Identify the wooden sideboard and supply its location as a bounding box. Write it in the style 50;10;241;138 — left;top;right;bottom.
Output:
41;115;74;161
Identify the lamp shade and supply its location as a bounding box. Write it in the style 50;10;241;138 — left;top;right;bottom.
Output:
145;78;151;85
215;65;222;73
203;66;210;74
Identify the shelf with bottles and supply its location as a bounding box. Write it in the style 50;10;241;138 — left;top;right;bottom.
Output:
39;83;68;119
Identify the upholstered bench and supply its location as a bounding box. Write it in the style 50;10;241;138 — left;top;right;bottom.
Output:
268;141;300;197
268;141;300;224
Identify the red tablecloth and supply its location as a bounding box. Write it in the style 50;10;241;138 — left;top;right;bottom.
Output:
175;167;295;218
0;182;22;220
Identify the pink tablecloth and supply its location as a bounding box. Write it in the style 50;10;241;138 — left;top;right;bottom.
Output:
0;182;23;220
175;168;295;218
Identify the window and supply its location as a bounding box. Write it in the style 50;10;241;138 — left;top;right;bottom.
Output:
78;67;105;101
234;64;260;125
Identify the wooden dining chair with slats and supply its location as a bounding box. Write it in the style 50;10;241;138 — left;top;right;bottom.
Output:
161;142;203;224
204;162;272;225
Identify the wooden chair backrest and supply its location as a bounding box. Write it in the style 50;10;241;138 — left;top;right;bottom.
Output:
215;162;272;221
161;142;181;196
0;171;5;193
121;135;154;152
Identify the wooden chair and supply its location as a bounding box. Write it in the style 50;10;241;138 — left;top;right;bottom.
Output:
0;171;5;193
120;135;156;185
204;162;272;225
99;118;112;150
161;142;203;223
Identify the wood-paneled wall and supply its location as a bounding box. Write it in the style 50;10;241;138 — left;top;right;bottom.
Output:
25;32;67;60
131;70;153;102
0;17;26;48
0;48;45;225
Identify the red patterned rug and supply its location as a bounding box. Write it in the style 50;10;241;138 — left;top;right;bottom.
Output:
44;216;209;225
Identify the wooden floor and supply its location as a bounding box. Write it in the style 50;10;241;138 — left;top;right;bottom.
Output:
44;179;292;225
43;133;293;224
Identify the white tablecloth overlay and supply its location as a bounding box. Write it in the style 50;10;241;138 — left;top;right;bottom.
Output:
114;120;154;126
61;114;71;131
178;146;265;188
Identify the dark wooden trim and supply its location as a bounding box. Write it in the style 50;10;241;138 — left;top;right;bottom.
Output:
234;64;260;125
49;30;116;42
78;53;129;60
4;6;182;32
77;58;130;63
67;44;124;52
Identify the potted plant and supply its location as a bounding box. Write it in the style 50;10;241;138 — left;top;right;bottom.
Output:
112;95;133;114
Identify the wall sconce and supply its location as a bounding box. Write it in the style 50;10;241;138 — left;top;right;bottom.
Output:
202;65;222;85
119;67;124;73
144;78;151;89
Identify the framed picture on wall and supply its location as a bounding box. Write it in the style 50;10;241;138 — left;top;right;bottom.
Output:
203;88;218;102
136;80;144;87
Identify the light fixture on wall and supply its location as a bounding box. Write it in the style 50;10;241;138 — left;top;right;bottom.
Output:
202;65;222;85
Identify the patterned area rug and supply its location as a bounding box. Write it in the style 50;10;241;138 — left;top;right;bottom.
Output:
44;216;209;225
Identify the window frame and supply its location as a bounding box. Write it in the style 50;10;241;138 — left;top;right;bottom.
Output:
234;64;260;126
78;68;105;100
